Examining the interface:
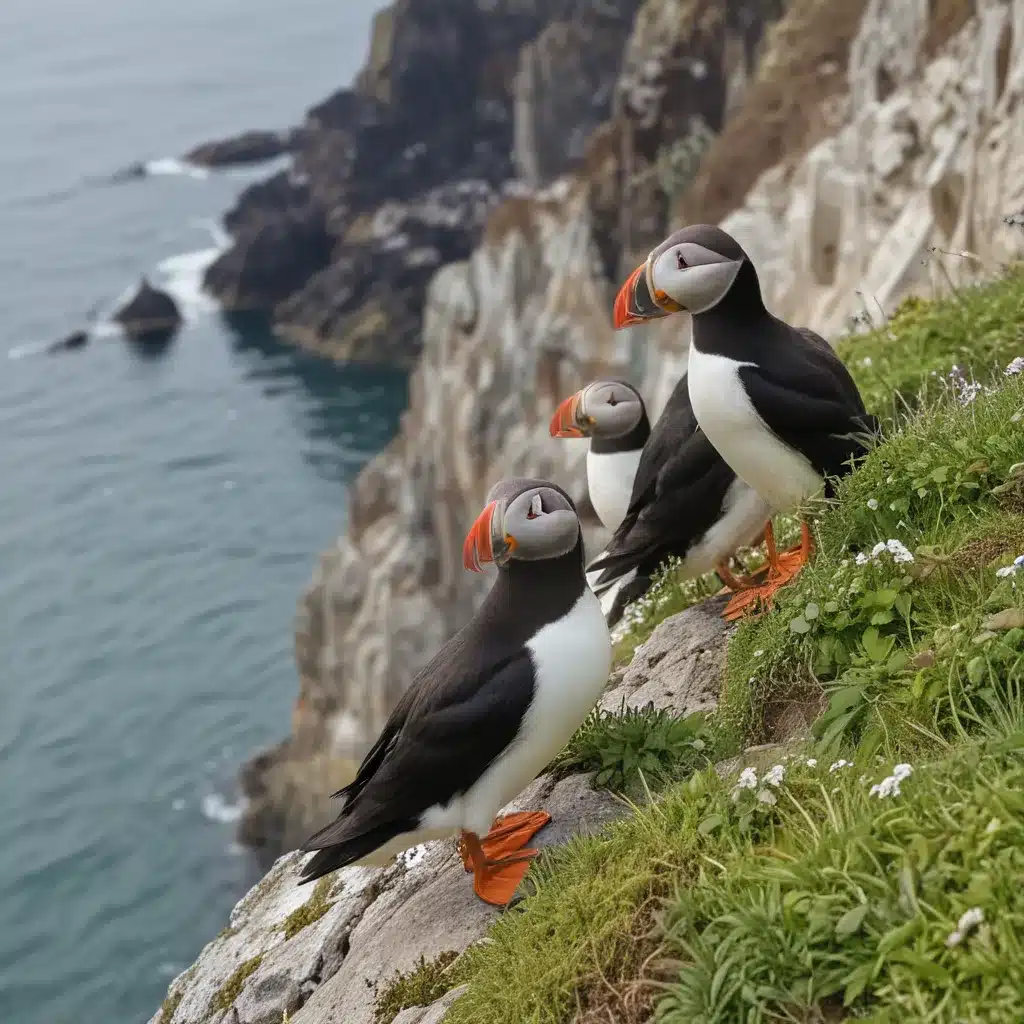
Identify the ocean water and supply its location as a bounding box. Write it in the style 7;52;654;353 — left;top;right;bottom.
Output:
0;2;395;1022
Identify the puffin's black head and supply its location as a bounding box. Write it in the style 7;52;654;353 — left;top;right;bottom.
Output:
548;379;646;440
462;478;580;573
613;224;763;328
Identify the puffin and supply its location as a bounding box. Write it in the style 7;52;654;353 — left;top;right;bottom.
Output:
297;477;611;905
550;377;773;625
613;224;879;615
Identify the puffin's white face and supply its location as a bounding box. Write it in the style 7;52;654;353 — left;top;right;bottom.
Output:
613;232;746;328
647;241;743;316
549;380;644;440
463;484;580;572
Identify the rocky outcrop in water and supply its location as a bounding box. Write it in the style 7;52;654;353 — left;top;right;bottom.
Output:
113;277;182;342
186;130;294;168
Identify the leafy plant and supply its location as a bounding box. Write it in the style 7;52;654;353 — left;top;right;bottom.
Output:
549;701;715;792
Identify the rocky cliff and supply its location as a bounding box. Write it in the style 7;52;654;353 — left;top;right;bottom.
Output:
234;0;791;860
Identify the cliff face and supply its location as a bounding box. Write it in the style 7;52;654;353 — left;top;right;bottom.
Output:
238;0;789;859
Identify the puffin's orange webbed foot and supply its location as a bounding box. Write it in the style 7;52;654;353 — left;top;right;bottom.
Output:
458;811;550;906
772;521;815;581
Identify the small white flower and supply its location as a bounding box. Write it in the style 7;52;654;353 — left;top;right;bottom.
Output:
946;907;984;948
867;498;879;510
985;818;1001;834
886;539;915;563
753;649;764;658
806;758;818;768
829;759;851;773
870;763;913;799
861;356;873;367
763;764;786;787
732;766;759;801
1005;356;1024;376
996;555;1024;578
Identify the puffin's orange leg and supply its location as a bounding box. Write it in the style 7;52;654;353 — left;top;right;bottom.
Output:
772;521;815;580
722;520;777;620
715;560;760;593
457;811;550;906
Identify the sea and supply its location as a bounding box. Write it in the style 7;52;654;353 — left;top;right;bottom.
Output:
0;2;398;1021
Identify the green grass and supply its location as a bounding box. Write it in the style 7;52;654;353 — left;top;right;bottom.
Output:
374;950;463;1024
546;701;718;793
280;876;335;940
208;954;263;1017
439;272;1024;1023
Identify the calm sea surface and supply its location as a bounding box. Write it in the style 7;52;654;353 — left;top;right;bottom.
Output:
0;3;397;1021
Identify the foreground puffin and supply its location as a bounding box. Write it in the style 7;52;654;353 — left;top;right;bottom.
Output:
551;376;772;624
298;478;611;905
613;224;879;614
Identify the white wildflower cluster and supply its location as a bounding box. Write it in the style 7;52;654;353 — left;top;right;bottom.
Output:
995;554;1024;580
829;759;851;773
806;758;818;768
763;764;786;787
867;498;879;510
948;364;986;405
855;539;915;566
946;907;984;948
1005;356;1024;376
869;763;913;799
607;556;692;645
730;764;786;806
733;767;758;793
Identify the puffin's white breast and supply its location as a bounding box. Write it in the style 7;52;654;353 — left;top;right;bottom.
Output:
688;346;823;512
587;448;642;533
450;587;612;836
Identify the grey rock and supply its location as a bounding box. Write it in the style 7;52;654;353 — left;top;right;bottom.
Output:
601;598;733;716
152;770;626;1024
113;277;182;342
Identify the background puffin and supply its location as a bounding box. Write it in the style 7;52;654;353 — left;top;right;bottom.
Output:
298;478;611;905
613;223;880;616
551;375;772;626
549;378;650;534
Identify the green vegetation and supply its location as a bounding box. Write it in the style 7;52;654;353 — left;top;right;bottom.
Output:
281;876;335;940
547;700;715;792
374;950;464;1024
208;955;263;1017
156;987;183;1024
442;271;1024;1022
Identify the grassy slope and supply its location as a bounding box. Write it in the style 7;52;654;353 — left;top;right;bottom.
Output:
379;271;1024;1024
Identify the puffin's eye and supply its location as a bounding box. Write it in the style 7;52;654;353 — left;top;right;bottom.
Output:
676;250;688;270
527;494;544;519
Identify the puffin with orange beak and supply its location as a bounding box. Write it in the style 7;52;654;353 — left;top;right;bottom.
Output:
552;375;772;625
298;478;611;906
613;224;879;616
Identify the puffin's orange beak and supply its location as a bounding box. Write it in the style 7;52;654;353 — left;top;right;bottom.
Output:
549;392;585;438
613;262;682;329
462;501;517;572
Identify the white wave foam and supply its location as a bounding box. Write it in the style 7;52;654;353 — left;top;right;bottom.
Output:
144;157;209;180
201;791;247;825
7;340;52;361
154;220;231;320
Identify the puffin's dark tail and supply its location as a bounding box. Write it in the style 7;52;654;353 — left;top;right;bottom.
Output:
297;818;415;885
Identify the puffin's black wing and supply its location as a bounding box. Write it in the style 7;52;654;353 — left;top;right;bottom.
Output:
298;644;534;883
737;330;878;487
587;428;733;585
619;373;697;522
